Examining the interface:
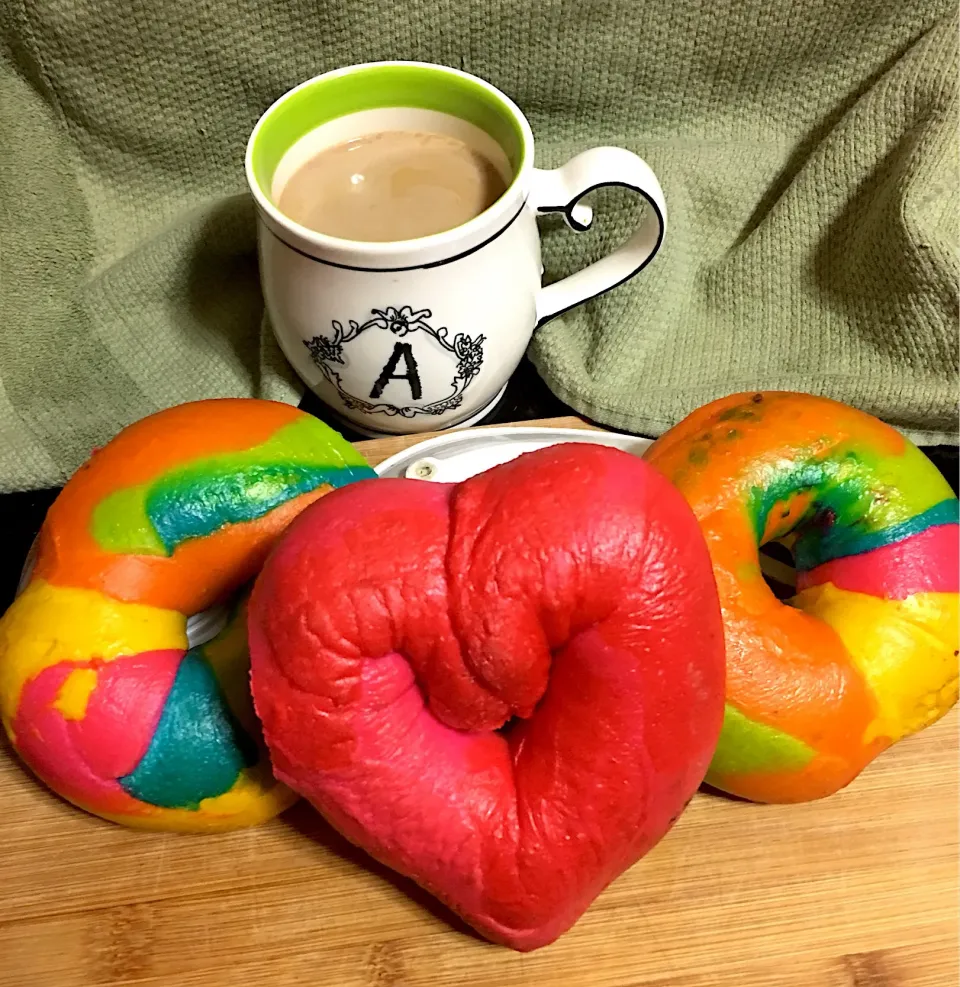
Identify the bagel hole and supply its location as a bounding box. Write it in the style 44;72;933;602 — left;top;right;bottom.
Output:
759;542;797;601
186;605;230;649
496;702;542;739
496;716;523;739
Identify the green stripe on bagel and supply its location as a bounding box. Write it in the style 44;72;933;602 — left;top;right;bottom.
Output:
89;417;375;556
794;498;959;571
747;440;956;569
708;704;815;778
118;650;257;809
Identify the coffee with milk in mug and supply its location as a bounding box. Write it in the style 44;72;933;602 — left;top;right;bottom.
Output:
277;130;508;242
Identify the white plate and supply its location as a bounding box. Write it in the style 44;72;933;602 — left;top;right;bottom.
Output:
375;426;652;482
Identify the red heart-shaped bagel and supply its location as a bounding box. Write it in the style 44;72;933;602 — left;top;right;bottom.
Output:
249;444;725;950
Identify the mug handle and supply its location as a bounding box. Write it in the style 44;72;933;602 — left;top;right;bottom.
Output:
530;147;667;328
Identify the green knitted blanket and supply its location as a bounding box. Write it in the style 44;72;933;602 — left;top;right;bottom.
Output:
1;0;957;491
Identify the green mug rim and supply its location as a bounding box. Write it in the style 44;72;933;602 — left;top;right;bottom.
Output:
247;62;530;212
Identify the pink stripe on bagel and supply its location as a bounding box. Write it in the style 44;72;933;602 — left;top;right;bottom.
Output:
249;444;725;950
797;524;959;600
12;651;181;813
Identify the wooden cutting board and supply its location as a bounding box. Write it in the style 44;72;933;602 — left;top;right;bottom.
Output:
1;417;956;987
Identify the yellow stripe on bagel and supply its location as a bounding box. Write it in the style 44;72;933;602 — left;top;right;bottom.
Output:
95;766;296;833
0;579;185;732
793;583;959;745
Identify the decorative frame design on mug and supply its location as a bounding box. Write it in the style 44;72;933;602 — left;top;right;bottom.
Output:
304;306;486;420
246;61;666;436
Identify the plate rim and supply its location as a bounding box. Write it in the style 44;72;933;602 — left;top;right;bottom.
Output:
374;425;652;478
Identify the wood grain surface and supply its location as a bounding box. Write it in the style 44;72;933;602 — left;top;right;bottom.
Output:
1;417;956;987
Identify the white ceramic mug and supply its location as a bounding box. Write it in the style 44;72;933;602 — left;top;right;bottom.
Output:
246;61;666;436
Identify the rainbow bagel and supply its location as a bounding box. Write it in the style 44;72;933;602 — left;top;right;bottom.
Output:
645;391;958;802
0;399;375;830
